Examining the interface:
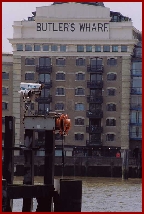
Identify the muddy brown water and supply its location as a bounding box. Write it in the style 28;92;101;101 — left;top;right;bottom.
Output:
13;176;142;212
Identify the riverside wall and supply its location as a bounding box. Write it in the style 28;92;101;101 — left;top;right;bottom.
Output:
13;156;142;178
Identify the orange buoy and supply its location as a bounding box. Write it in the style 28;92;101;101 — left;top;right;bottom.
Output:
56;114;71;135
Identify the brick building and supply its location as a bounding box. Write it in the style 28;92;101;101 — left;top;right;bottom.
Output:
2;2;142;157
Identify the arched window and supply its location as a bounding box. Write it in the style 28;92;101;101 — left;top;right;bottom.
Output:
75;87;85;95
106;119;116;126
75;118;84;125
107;58;117;65
107;73;117;81
106;103;116;111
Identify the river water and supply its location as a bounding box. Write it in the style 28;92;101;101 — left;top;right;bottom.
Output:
13;176;142;212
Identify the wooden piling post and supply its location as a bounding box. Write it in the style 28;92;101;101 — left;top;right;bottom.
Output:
121;149;129;180
36;130;55;212
3;116;15;211
22;129;34;212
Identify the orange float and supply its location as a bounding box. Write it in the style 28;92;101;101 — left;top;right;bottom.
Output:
56;114;71;135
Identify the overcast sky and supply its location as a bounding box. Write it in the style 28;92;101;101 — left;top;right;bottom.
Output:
2;2;142;53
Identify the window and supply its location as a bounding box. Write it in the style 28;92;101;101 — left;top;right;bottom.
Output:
107;88;116;96
77;45;84;52
38;103;50;115
103;45;110;52
75;88;84;95
107;103;116;111
2;117;5;125
51;45;58;51
60;45;66;52
90;134;101;141
34;44;41;51
2;87;8;95
90;89;102;96
75;118;84;125
25;58;35;65
16;44;23;51
39;57;51;66
25;73;34;80
2;72;9;80
106;119;116;126
86;45;92;52
2;133;5;141
131;111;142;124
76;58;85;66
39;74;50;83
55;103;64;110
112;45;118;52
42;44;49;51
76;73;85;80
89;104;101;111
56;58;65;66
75;103;84;111
90;73;102;81
56;88;65;95
95;45;101;52
106;134;115;141
130;126;142;138
56;73;65;80
131;96;142;109
25;44;32;51
107;58;117;65
121;45;127;52
75;133;84;140
55;133;63;140
2;102;8;110
41;89;50;98
107;73;117;81
90;58;103;69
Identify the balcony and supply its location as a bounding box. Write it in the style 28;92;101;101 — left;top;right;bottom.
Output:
86;110;103;118
36;95;52;103
130;103;142;110
36;65;52;73
86;126;103;133
131;69;142;77
87;80;103;88
87;65;104;73
129;132;142;141
86;140;102;146
131;88;142;95
87;95;103;104
38;81;52;88
35;110;51;116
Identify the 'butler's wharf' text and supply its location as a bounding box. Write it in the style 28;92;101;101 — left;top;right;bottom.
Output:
36;22;109;32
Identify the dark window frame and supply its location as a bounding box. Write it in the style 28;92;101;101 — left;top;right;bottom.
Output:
76;58;85;66
56;58;66;66
56;88;65;95
25;44;32;51
106;134;115;141
107;88;116;96
2;72;9;80
75;88;85;95
106;119;116;126
107;58;117;66
77;45;84;52
34;44;41;51
16;44;23;51
76;73;85;80
107;104;116;111
75;118;84;125
107;73;117;81
25;73;34;80
56;73;65;80
103;45;110;52
75;133;84;140
55;103;64;110
25;58;35;65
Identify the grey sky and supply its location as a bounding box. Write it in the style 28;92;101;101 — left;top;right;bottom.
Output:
2;2;142;53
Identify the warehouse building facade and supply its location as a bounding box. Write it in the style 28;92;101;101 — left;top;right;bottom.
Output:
3;2;142;157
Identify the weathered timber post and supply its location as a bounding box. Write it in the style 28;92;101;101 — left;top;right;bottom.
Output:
2;179;7;211
3;116;15;211
22;129;34;212
36;130;55;211
121;149;129;180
